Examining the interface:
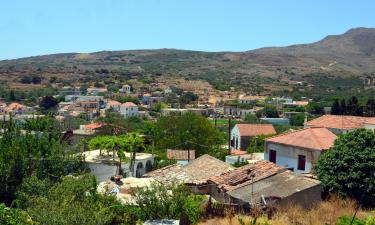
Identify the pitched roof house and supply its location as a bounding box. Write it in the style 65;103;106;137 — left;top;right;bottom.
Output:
144;154;234;194
231;124;276;150
265;127;337;174
207;160;321;209
227;170;321;209
167;149;196;165
305;115;375;134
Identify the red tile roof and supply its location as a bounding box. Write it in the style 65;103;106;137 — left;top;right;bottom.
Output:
84;122;103;130
230;150;247;155
108;100;121;106
209;160;285;192
305;115;373;130
266;127;337;151
167;149;196;161
121;102;137;107
235;124;276;137
6;103;24;111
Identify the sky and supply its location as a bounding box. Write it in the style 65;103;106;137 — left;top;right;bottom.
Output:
1;0;375;60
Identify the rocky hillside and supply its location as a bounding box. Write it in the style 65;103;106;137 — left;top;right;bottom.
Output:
1;27;375;91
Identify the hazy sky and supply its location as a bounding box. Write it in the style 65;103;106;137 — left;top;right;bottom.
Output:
1;0;375;60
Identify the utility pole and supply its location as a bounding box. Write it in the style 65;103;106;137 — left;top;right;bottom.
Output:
228;117;232;154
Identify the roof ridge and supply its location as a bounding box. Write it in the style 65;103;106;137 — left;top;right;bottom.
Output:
266;127;313;141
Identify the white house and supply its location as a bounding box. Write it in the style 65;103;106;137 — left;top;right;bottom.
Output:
264;127;337;174
120;102;139;118
119;84;132;94
231;124;276;151
82;149;154;182
106;100;122;112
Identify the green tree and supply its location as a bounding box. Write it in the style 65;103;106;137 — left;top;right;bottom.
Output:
316;129;375;207
290;113;305;126
347;96;363;116
15;175;118;225
0;204;34;225
260;105;279;118
152;113;223;156
365;98;375;117
117;182;205;225
39;96;58;111
306;102;324;115
340;99;347;115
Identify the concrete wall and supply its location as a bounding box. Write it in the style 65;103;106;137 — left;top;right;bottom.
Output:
277;183;322;209
264;142;321;174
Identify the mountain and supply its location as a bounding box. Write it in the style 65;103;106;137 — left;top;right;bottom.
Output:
1;27;375;90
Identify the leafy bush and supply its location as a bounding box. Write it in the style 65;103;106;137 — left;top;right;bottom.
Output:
317;129;375;207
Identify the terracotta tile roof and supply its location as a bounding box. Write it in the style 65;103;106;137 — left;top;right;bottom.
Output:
167;149;196;160
84;122;103;130
230;150;247;155
305;115;374;129
208;160;285;192
6;103;25;111
144;154;234;185
266;127;337;151
107;100;121;106
121;102;137;107
235;124;276;137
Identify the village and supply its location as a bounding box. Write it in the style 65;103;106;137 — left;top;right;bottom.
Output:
1;75;374;224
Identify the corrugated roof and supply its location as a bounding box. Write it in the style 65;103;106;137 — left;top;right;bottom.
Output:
167;149;195;160
208;160;285;192
228;170;321;204
305;115;373;129
266;127;337;151
235;124;276;137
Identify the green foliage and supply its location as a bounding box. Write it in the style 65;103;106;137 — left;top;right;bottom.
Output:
335;216;375;225
0;119;86;204
316;129;375;207
152;113;224;156
247;134;274;153
306;101;325;114
117;182;206;225
39;96;58;111
232;157;249;168
258;105;279;118
290;113;305;126
180;91;199;105
0;204;34;225
117;95;140;104
16;175;119;225
331;96;364;116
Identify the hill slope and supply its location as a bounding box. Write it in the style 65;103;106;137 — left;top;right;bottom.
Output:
1;27;375;92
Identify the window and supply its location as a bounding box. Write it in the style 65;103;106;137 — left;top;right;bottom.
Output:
298;155;306;171
269;150;276;163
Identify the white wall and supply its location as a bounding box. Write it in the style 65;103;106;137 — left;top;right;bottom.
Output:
120;106;139;118
264;142;321;174
230;125;241;150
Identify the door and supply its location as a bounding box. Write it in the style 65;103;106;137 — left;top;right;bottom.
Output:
269;150;276;163
298;155;306;171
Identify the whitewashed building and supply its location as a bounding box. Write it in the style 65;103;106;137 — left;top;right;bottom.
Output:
264;127;337;174
231;124;276;151
82;149;154;182
120;102;139;118
119;84;132;94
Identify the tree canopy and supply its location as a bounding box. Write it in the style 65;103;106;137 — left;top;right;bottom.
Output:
152;113;224;156
316;129;375;207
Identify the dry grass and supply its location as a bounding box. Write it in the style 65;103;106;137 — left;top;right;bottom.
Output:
199;196;374;225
